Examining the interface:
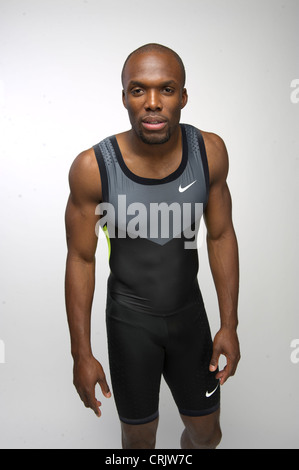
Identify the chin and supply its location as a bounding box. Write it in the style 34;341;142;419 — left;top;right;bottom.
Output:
138;129;171;145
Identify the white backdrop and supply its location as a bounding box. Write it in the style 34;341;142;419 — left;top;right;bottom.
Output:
0;0;298;449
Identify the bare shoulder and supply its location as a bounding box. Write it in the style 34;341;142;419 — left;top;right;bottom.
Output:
200;130;229;185
68;147;102;203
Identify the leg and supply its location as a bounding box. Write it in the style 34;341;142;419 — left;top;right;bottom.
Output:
121;417;159;449
106;296;165;447
180;409;221;449
163;301;221;449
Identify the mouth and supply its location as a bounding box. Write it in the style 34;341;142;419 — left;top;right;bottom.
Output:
141;116;167;131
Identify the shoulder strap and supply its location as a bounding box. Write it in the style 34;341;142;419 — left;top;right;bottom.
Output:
93;142;109;203
181;123;210;206
196;129;210;192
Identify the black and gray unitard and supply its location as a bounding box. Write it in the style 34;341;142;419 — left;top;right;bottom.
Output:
93;123;220;424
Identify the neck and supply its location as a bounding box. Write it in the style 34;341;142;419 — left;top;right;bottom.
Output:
128;124;182;161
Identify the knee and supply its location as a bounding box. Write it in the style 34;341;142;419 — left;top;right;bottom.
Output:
122;435;156;449
122;433;156;449
121;429;156;449
182;422;222;450
121;419;158;449
199;423;222;449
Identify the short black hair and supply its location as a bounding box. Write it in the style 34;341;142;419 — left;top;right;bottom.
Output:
121;43;186;89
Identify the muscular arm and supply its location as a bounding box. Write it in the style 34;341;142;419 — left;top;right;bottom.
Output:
65;149;111;416
202;132;240;385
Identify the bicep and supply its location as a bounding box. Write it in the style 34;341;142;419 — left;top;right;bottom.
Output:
65;150;101;263
203;132;234;240
204;181;234;241
65;194;99;263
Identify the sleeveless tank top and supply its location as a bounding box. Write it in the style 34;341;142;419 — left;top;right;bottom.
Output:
93;123;209;315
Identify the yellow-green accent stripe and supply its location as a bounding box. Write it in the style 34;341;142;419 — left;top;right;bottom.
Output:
102;224;111;259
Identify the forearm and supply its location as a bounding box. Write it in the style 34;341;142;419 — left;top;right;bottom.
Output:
207;227;239;330
65;253;96;359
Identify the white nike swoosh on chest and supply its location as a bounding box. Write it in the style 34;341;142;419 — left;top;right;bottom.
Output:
179;180;197;192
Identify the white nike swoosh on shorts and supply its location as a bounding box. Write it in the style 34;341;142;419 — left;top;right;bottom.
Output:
205;382;220;398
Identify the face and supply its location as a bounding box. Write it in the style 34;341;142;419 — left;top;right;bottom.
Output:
122;51;188;145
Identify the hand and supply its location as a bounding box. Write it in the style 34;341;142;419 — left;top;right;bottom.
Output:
209;327;240;385
73;355;111;417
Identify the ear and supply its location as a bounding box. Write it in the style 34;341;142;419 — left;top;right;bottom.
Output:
122;90;127;109
181;88;188;109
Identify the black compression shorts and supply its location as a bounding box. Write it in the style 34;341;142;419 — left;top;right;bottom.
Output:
106;291;220;425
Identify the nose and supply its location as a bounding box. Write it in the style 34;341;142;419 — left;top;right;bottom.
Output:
145;89;162;111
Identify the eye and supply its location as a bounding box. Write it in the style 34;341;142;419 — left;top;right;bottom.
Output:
131;88;144;96
163;87;175;94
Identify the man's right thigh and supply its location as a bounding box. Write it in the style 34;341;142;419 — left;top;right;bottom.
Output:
106;294;165;424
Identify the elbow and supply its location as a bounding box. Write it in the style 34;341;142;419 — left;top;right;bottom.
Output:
206;223;237;244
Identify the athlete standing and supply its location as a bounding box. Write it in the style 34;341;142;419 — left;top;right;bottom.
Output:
65;43;240;449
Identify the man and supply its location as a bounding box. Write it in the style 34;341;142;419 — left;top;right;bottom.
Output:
65;43;240;449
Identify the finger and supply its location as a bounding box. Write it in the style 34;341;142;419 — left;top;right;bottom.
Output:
216;368;227;385
98;378;111;398
217;358;235;384
94;399;102;417
81;389;102;417
89;397;102;417
209;350;220;372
